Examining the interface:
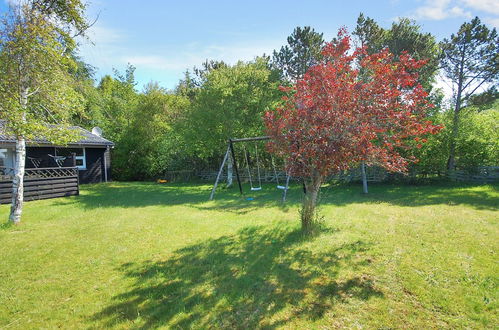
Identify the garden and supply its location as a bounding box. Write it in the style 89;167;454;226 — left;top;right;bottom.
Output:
0;1;498;328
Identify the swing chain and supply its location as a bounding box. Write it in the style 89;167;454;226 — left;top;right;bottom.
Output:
254;143;262;189
243;144;254;189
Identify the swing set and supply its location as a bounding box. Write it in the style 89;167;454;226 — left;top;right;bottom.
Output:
209;136;291;201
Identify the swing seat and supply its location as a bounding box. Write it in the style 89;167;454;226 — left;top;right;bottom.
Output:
276;185;287;190
251;187;262;191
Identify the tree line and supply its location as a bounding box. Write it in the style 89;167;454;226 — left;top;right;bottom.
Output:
70;15;496;181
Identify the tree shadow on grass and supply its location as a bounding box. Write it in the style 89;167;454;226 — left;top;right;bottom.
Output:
52;181;498;213
318;182;499;211
91;226;382;329
54;182;296;214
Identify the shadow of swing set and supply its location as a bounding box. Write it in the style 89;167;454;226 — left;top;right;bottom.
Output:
210;136;292;201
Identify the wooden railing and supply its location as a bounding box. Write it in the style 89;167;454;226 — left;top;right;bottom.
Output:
0;166;78;179
0;166;79;204
24;167;79;179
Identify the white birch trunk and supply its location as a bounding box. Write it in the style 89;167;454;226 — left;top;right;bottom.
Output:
9;87;28;224
361;161;368;194
9;136;26;224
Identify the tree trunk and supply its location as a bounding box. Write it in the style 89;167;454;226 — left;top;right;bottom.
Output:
9;136;26;224
447;95;462;171
447;51;465;171
300;175;322;233
9;85;28;224
361;161;368;194
227;152;233;187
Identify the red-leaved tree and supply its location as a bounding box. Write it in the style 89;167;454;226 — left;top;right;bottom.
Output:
264;30;441;232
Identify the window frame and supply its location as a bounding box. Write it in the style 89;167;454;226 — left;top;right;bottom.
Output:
55;147;86;170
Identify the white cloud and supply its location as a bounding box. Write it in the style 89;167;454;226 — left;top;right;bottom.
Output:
448;5;473;17
77;16;280;74
85;24;123;45
484;16;499;27
122;41;279;72
78;24;282;88
461;0;499;15
77;23;127;72
411;0;472;20
409;0;499;26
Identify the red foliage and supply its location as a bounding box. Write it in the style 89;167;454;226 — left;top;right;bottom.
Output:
264;30;442;179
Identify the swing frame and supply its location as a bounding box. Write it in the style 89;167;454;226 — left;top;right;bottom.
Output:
209;136;291;201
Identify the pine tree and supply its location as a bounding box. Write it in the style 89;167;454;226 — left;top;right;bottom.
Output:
440;17;499;170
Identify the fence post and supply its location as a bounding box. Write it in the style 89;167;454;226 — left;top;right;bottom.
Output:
71;153;79;196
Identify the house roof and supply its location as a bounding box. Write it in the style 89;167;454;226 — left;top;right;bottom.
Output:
0;121;114;147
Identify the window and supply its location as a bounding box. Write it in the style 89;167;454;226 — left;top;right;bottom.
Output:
55;148;86;170
0;149;14;175
0;149;6;167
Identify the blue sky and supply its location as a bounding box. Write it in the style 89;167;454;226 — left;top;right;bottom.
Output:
2;0;499;91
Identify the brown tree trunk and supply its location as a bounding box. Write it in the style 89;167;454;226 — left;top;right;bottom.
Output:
10;136;26;224
447;95;462;171
447;51;465;172
300;174;322;233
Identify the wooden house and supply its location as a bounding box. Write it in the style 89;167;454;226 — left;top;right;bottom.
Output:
0;121;114;204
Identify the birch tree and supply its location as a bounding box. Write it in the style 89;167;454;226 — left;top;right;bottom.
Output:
0;0;90;224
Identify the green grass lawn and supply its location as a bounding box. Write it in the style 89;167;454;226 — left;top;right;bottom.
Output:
0;181;497;329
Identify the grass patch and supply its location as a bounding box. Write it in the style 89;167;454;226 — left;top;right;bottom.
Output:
0;181;497;328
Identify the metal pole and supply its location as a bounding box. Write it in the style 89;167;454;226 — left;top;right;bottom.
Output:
229;139;243;195
209;145;230;200
230;136;270;143
282;174;291;202
104;146;109;182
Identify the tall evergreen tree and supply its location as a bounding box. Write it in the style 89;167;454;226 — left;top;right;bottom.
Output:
440;17;498;170
354;14;440;90
467;86;498;110
271;26;325;82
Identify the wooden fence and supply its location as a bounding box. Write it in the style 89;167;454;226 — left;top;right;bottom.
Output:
197;169;290;183
198;167;392;184
447;166;499;184
195;165;499;185
0;167;79;204
161;170;195;183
